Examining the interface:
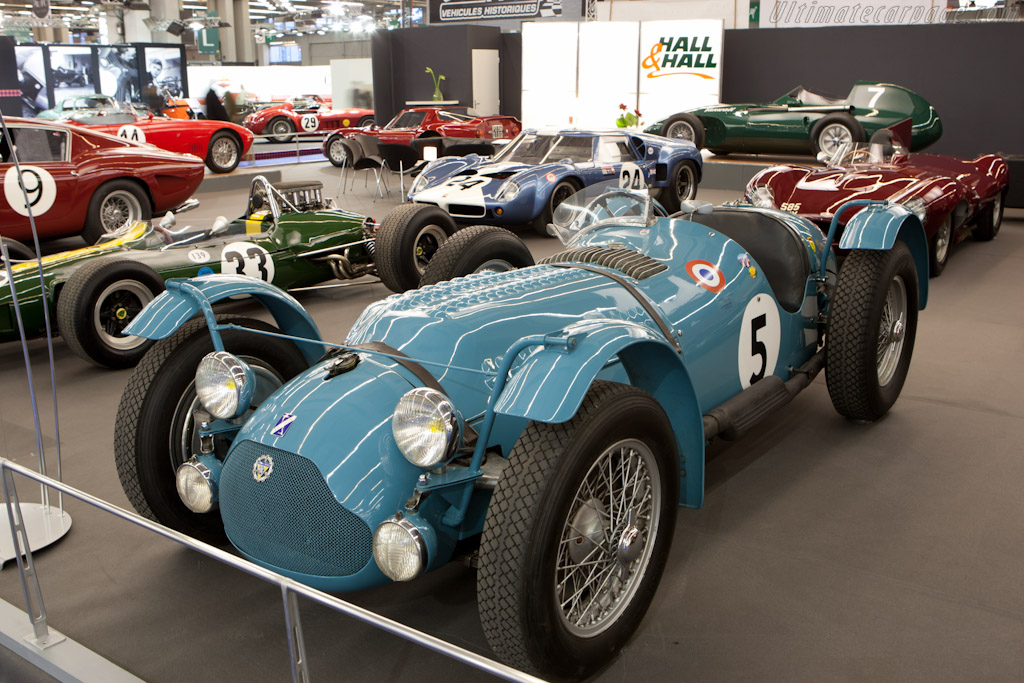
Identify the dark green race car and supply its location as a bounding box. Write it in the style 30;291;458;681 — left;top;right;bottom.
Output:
645;81;942;156
0;177;376;369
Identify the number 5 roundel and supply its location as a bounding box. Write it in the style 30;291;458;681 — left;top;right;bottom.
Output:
220;243;275;283
738;293;780;389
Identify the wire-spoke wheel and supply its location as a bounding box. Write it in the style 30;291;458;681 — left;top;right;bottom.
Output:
478;381;678;680
83;180;151;244
660;112;705;148
556;438;660;637
206;131;241;173
875;275;907;387
100;190;143;233
929;214;952;276
826;242;919;421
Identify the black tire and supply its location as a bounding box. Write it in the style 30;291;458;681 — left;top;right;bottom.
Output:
357;115;375;128
530;179;578;237
825;242;919;421
661;113;705;149
810;113;865;156
56;258;165;368
325;134;351;168
1;236;35;261
375;203;458;293
114;315;308;542
973;190;1004;241
928;214;953;277
478;381;679;680
419;225;534;287
82;180;152;245
267;116;296;143
657;160;699;213
205;130;242;173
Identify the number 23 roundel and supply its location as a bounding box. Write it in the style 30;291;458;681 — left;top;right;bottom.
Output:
220;243;275;283
738;293;780;389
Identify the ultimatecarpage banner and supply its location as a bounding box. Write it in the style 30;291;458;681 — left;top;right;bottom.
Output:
428;0;562;23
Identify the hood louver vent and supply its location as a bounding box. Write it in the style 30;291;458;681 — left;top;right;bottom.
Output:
539;246;667;280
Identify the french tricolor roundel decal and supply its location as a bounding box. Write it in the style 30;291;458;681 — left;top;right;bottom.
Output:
686;260;725;292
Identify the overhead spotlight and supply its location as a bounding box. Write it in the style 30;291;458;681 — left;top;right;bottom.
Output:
165;20;185;35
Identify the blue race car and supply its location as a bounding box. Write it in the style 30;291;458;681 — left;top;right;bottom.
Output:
114;180;929;681
406;129;702;233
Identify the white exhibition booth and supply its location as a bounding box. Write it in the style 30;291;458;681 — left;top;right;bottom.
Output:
520;19;724;130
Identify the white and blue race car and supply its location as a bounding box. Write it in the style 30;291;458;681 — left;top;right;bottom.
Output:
406;129;703;235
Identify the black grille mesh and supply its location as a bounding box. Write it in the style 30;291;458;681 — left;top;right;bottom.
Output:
539;246;667;280
220;441;373;577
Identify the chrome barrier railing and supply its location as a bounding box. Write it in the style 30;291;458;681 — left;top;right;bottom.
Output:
0;458;545;683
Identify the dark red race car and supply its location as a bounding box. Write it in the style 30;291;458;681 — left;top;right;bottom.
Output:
0;118;204;245
746;127;1008;276
62;103;253;174
322;107;522;166
243;96;375;143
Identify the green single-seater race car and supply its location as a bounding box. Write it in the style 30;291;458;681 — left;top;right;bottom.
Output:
0;177;377;369
645;81;942;156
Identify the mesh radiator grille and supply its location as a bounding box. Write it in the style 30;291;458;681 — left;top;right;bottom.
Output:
220;440;372;577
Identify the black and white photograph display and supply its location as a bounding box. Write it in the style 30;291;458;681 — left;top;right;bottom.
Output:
49;45;95;104
143;46;183;98
98;46;140;103
15;45;48;116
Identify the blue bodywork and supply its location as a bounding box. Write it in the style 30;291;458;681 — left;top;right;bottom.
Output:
407;129;702;224
126;194;928;593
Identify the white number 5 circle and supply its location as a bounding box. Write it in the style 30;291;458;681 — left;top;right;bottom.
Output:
738;293;781;389
300;115;319;132
220;242;275;283
4;166;56;217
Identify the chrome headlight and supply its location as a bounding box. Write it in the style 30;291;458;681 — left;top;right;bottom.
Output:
195;351;255;420
175;458;219;513
902;197;927;223
373;516;427;582
748;185;775;209
496;180;520;202
392;387;458;468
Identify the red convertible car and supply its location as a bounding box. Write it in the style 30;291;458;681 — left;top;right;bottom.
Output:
0;118;204;245
322;107;522;166
746;128;1008;276
62;103;253;174
244;96;375;143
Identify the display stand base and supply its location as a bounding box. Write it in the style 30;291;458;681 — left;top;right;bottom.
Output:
0;503;72;567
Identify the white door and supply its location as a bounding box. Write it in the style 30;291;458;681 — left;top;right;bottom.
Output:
471;49;500;116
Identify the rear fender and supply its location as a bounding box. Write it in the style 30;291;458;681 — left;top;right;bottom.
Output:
494;320;706;507
838;203;929;309
123;274;325;364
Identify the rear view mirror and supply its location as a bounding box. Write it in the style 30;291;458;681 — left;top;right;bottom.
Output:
816;151;830;164
159;212;176;230
679;200;713;215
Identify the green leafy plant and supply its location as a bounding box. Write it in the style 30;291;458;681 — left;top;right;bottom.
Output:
616;103;642;128
425;67;446;102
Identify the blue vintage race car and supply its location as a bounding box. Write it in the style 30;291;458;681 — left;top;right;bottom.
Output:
114;181;929;680
407;129;702;235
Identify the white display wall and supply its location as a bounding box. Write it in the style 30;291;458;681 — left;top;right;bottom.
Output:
521;19;723;130
186;64;331;103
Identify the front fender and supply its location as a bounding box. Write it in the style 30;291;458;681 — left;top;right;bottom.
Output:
838;204;929;310
124;274;325;364
495;320;707;507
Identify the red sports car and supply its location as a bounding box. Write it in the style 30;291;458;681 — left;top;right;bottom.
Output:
244;96;375;143
322;107;522;166
62;103;253;174
746;128;1008;276
0;118;204;245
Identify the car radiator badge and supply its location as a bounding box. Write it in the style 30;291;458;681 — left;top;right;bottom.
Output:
271;413;297;437
253;454;274;482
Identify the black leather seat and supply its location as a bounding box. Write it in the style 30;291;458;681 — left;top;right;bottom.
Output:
688;209;810;312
